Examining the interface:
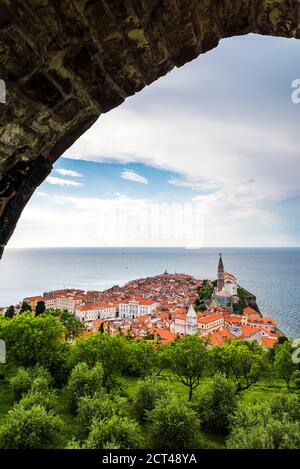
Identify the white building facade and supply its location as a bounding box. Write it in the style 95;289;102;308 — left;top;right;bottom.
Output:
76;303;117;322
119;299;159;320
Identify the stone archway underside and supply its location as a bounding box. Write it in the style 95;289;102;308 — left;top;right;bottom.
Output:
0;0;299;257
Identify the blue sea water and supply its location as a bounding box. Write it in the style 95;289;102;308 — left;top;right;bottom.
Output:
0;247;299;338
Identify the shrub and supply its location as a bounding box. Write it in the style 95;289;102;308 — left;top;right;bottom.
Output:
10;368;32;401
84;415;141;449
65;438;82;449
147;397;199;449
227;419;300;449
134;376;169;422
227;398;300;449
126;341;155;377
70;334;128;389
293;370;300;389
193;374;237;433
19;389;58;413
269;392;300;422
66;362;104;413
10;366;53;401
77;393;116;437
0;404;61;449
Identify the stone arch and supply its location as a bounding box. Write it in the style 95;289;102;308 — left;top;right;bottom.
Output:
0;1;299;257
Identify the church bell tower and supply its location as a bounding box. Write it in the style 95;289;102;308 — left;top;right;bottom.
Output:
217;253;224;292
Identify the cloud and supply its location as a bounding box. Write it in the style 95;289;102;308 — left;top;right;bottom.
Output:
12;194;204;248
121;170;149;185
46;176;83;188
55;168;83;178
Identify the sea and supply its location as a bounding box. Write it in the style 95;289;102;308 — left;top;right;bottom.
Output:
0;247;299;338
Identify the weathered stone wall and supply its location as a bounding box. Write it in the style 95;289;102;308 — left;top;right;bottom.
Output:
0;0;299;256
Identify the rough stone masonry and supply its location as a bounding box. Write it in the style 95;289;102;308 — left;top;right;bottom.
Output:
0;0;299;257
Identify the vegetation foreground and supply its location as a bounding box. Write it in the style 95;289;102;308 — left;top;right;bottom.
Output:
0;310;299;449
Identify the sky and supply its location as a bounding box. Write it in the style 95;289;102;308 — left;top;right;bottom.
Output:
8;33;300;248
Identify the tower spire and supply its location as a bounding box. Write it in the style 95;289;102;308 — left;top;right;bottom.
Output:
218;253;224;274
217;253;224;292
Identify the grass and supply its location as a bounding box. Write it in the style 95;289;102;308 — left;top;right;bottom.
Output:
237;287;254;299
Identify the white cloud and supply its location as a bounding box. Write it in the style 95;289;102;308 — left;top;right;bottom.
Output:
11;194;205;248
64;105;299;202
46;176;83;188
55;168;83;178
121;170;148;185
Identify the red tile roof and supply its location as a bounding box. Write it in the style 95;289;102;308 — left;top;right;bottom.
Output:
197;314;224;324
243;307;260;316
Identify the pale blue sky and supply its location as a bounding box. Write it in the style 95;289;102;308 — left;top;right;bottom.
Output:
9;34;300;248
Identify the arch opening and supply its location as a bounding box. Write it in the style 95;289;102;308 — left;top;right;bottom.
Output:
0;0;300;257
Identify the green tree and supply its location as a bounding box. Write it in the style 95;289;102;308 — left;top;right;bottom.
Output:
19;389;58;413
227;420;300;449
35;300;46;316
0;313;69;384
10;366;52;401
134;376;169;422
167;335;208;400
84;415;141;449
71;334;128;389
127;341;156;377
211;341;267;392
10;368;32;401
193;374;237;433
5;305;15;319
0;404;61;449
20;301;32;313
59;310;84;341
77;392;116;437
274;341;297;388
66;362;104;413
147;397;199;449
209;343;232;378
227;396;300;449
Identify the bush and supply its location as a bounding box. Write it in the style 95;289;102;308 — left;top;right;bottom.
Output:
0;404;61;449
65;438;82;449
84;415;141;449
227;397;300;449
227;419;300;449
70;334;128;389
126;341;156;377
293;370;300;389
269;392;300;422
19;389;58;413
66;362;104;413
134;376;169;422
10;366;52;401
147;398;199;449
10;368;31;401
193;374;237;433
77;393;116;437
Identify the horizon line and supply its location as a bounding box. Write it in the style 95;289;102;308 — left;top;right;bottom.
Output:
5;245;300;250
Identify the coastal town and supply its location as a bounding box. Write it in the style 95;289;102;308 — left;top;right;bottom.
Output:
1;254;282;347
